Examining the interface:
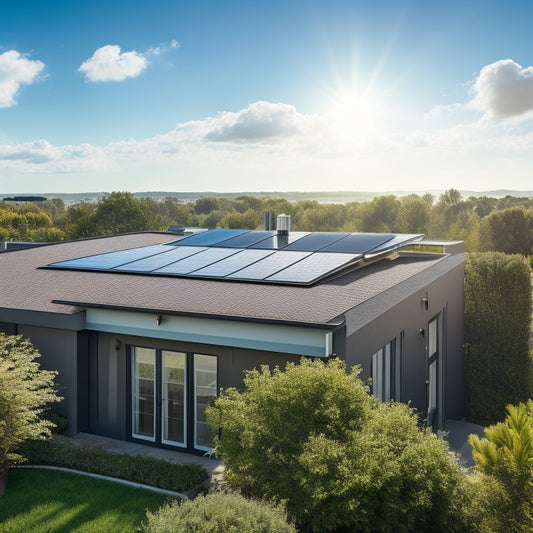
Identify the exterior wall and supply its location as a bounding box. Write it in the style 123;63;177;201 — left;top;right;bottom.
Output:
343;256;465;425
89;331;301;442
17;324;82;435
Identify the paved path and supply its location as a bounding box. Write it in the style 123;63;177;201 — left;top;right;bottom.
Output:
444;419;486;468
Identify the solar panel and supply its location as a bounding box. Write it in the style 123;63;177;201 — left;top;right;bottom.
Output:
281;233;351;252
212;230;275;248
227;251;312;280
365;234;423;255
51;245;172;270
113;246;206;272
170;229;247;247
266;252;362;284
189;249;275;277
154;247;240;274
248;232;310;250
320;233;395;254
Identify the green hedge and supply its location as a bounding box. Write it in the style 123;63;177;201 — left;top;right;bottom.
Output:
18;437;208;493
465;252;532;425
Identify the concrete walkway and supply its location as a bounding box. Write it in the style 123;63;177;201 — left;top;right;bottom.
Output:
444;419;486;468
71;433;223;476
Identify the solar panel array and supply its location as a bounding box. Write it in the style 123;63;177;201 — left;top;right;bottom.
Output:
47;229;423;286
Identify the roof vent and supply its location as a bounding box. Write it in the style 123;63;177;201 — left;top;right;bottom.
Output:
264;211;275;231
277;214;291;236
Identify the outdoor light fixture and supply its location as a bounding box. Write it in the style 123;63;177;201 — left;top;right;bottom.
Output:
115;339;121;350
156;315;163;326
421;292;429;310
419;328;425;338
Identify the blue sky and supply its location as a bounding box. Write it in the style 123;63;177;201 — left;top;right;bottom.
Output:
1;0;533;193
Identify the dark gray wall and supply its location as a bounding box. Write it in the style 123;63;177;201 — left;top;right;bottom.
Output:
89;331;301;441
17;324;80;435
343;257;465;424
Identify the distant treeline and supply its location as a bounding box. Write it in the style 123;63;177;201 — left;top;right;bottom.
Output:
1;190;532;255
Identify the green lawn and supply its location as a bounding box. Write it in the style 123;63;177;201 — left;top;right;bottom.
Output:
0;468;169;533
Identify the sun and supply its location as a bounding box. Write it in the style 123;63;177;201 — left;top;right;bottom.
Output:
324;83;389;141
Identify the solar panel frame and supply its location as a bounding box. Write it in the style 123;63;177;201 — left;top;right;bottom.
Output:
364;234;423;255
227;250;312;280
319;233;395;254
188;249;276;277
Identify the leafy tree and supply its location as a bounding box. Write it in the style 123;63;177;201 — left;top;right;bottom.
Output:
360;195;400;232
194;196;220;215
207;358;467;532
65;202;99;239
219;209;260;229
469;401;533;532
0;334;62;470
398;195;431;234
481;206;533;255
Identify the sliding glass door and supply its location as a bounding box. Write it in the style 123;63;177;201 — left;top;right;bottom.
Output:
131;347;217;451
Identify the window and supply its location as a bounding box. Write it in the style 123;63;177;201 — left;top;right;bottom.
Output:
371;336;401;402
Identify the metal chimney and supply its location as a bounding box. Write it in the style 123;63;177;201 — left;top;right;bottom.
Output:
264;211;275;231
277;214;291;236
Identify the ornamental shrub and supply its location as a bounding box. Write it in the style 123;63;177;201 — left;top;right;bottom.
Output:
464;252;532;425
207;358;469;532
469;400;533;532
141;493;296;533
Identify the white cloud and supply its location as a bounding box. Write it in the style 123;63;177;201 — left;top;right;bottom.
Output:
203;101;304;142
470;59;533;119
78;45;148;82
0;50;45;108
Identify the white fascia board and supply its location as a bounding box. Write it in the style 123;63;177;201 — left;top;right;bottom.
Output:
85;308;333;358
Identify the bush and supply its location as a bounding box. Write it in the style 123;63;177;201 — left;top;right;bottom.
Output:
464;252;532;424
141;493;296;533
469;400;533;532
18;436;207;492
207;358;468;532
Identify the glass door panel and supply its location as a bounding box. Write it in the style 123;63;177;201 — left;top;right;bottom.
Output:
427;316;439;429
194;354;217;450
132;347;155;441
162;351;186;447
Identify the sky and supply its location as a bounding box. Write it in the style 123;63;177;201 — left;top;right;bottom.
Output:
1;0;533;194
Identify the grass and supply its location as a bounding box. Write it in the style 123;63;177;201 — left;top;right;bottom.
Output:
0;468;170;533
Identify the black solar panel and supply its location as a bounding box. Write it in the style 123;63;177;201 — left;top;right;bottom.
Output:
266;252;361;284
365;234;423;255
46;229;424;286
51;245;171;270
281;232;350;252
189;249;275;277
154;248;240;274
212;231;275;248
320;233;395;254
114;246;206;272
248;232;309;250
171;229;247;247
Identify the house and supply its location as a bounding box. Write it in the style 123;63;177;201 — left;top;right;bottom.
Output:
0;219;465;454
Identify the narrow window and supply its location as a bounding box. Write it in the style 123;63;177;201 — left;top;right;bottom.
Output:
371;336;401;402
194;353;218;450
132;347;156;441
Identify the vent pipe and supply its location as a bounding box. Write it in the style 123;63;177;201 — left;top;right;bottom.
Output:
277;214;291;236
264;211;275;231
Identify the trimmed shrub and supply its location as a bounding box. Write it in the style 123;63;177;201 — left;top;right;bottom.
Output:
465;252;532;425
18;436;207;492
142;493;296;533
207;358;469;532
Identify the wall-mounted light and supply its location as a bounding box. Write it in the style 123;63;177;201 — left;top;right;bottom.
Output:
156;315;163;326
115;339;122;350
419;328;425;338
421;291;429;311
